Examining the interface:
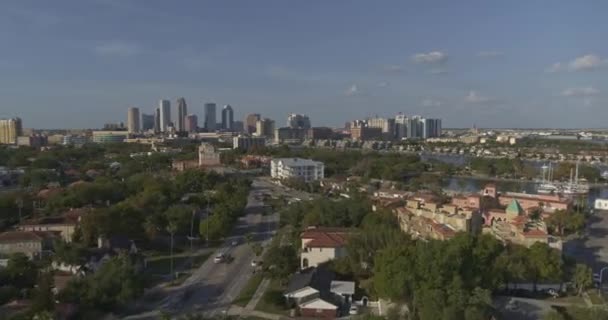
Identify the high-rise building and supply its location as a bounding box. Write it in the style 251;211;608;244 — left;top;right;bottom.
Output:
245;113;261;134
185;114;198;133
176;97;187;132
367;117;396;139
0;118;23;144
421;118;442;138
127;107;140;133
255;118;275;138
204;103;217;131
221;105;234;130
394;114;408;140
233;121;244;133
287;113;311;129
142;113;155;131
159;99;171;132
154;108;161;133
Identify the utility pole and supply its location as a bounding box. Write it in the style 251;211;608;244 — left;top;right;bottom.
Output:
15;198;23;223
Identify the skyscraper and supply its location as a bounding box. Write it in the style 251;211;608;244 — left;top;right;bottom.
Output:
176;97;187;132
0;118;23;144
204;103;217;131
221;105;234;130
142;113;155;131
127;107;140;133
255;118;275;138
159;99;171;132
245;113;261;134
185;114;198;133
287;113;311;129
154;108;161;133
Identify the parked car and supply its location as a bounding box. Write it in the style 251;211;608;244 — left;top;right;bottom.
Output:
213;253;226;264
349;306;359;315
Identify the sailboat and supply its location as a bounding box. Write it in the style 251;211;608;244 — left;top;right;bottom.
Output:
562;161;590;195
537;163;560;194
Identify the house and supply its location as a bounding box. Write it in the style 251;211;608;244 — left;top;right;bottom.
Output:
284;267;355;319
18;209;88;243
0;231;57;259
271;158;325;182
301;227;350;269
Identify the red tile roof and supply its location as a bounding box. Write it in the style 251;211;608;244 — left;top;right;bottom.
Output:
301;227;350;248
523;229;548;238
0;231;57;243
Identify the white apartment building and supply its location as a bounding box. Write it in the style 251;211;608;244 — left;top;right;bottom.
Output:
270;158;325;182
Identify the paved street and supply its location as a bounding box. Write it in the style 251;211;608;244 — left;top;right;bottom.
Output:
563;209;608;283
124;177;298;319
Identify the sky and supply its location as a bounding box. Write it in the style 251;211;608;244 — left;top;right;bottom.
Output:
0;0;607;129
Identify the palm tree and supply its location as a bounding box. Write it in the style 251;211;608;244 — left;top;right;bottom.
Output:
166;221;178;280
573;263;593;296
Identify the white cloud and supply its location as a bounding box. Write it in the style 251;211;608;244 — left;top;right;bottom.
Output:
570;54;605;71
421;99;442;107
477;51;503;58
561;87;599;97
345;84;360;96
465;90;495;103
382;65;406;73
412;51;448;64
94;41;140;56
547;54;607;72
546;62;563;73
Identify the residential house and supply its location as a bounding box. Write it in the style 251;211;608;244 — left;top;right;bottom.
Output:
18;208;88;242
284;267;355;319
396;200;482;241
0;231;57;259
301;227;350;269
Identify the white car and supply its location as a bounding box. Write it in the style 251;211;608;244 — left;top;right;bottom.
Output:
349;306;359;315
213;254;225;264
251;260;259;268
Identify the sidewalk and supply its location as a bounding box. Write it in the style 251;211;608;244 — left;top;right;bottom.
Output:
245;278;270;310
229;305;285;320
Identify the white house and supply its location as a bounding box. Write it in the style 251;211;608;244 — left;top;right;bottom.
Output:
595;199;608;211
300;227;349;269
271;158;325;182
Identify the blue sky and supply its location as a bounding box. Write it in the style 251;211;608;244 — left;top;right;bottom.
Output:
0;0;607;129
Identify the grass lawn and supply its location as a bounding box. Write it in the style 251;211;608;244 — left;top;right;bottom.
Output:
587;291;605;305
254;279;291;316
234;273;264;307
145;252;212;275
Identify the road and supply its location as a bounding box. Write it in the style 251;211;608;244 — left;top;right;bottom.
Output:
563;209;608;289
124;177;301;319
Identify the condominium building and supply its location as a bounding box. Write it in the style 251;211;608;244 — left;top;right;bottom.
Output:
127;107;140;133
185;114;198;133
274;127;306;144
204;103;217;131
232;135;266;150
287;113;311;129
176;97;188;132
141;113;155;131
271;158;325;182
255;118;275;138
0;118;23;144
244;114;261;134
159;100;171;132
221;105;234;130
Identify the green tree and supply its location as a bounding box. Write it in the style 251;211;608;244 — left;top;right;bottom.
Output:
572;264;593;296
264;245;298;281
31;272;55;313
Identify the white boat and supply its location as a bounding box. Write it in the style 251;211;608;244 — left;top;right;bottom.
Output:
561;161;589;195
536;163;560;194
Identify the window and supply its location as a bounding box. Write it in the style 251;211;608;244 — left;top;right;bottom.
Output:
302;258;309;268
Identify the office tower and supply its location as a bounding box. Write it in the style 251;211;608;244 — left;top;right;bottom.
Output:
127;107;140;133
0;117;23;144
287;113;311;129
159;99;171;132
421;118;442;138
245;113;261;134
221;105;234;130
255;118;275;138
141;113;155;131
185;114;198;133
233;121;244;133
394;114;407;140
154;108;161;133
176;97;187;132
204;103;217;131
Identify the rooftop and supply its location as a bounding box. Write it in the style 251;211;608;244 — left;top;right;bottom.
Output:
0;231;57;243
301;227;351;248
273;158;323;167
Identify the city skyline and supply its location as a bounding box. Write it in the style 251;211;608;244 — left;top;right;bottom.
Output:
1;1;607;129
